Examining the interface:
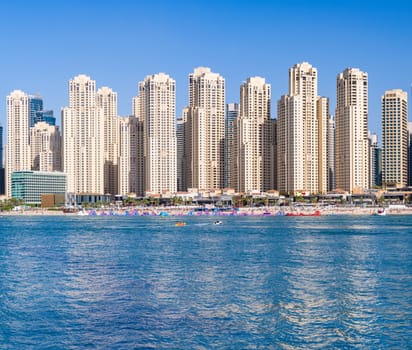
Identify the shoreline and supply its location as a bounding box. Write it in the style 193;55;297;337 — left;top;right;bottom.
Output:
1;206;412;216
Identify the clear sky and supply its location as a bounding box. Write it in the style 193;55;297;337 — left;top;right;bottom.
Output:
0;0;411;139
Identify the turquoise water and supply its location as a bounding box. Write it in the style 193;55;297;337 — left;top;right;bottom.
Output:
0;215;411;349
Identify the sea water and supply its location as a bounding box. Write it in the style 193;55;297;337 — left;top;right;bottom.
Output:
0;215;411;349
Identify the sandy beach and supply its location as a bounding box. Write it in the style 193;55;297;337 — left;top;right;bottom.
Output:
1;205;412;216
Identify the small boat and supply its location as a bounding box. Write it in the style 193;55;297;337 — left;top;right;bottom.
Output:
375;208;387;216
214;220;223;225
175;221;186;227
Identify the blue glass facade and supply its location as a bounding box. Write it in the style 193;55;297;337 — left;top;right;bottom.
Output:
29;95;43;127
35;110;56;126
375;147;382;187
0;123;3;169
11;171;66;205
0;124;3;195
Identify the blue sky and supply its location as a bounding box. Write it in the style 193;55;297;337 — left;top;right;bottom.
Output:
0;0;411;139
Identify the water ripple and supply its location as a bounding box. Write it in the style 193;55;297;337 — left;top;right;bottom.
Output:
0;215;411;348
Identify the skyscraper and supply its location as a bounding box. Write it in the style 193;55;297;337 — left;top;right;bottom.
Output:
62;75;104;194
130;95;145;197
29;94;43;128
186;67;225;190
317;96;330;194
277;62;327;195
382;89;408;188
30;121;61;172
34;110;56;126
0;123;4;195
335;68;369;193
327;116;335;191
236;77;271;193
97;86;120;195
0;123;3;169
6;90;31;196
408;122;412;187
368;132;379;188
118;115;142;196
375;147;383;187
139;73;177;195
225;103;239;189
177;108;188;192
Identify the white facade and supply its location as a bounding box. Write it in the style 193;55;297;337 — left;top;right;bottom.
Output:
382;89;408;188
62;75;105;194
139;73;177;194
186;67;225;190
97;87;120;195
335;68;369;193
118;116;142;196
328;116;336;191
6;90;31;197
277;62;326;194
30;121;61;172
317;97;329;194
236;77;271;193
277;95;303;193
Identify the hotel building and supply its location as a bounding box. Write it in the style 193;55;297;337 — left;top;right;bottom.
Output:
185;67;225;191
139;73;177;194
30;121;61;172
335;68;369;193
62;75;104;194
97;86;120;195
11;170;66;205
236;77;272;193
382;89;408;188
6;90;31;197
117;115;143;196
277;62;327;195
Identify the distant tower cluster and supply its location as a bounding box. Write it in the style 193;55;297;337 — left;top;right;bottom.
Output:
4;64;411;202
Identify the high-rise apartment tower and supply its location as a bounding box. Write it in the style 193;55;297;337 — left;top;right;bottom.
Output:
335;68;369;193
382;89;408;188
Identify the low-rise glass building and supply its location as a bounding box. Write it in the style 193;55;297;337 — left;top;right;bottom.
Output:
11;171;66;205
